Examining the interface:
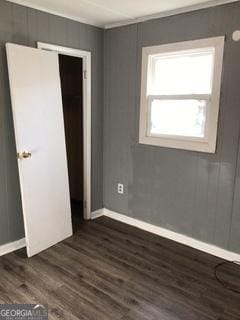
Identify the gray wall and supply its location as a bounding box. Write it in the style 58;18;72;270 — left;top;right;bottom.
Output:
0;0;104;246
104;2;240;254
1;0;240;255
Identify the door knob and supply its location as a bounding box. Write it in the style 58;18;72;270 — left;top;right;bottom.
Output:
17;151;32;159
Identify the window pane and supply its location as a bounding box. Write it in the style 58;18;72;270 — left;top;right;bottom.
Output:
150;50;214;95
150;99;207;138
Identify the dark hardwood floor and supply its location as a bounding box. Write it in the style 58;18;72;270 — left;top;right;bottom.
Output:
0;217;240;320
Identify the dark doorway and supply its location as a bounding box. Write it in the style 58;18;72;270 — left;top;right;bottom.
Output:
59;54;84;232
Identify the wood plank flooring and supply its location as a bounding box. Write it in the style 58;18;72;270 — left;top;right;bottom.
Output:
0;217;240;320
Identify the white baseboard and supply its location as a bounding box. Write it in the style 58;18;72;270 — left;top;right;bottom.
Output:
103;208;240;262
91;208;104;220
3;210;237;261
0;238;26;257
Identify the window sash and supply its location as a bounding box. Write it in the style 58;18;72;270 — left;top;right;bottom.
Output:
146;94;211;141
149;50;215;96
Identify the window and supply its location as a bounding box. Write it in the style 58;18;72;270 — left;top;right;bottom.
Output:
139;37;225;153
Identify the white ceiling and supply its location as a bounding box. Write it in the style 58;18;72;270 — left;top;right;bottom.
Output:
7;0;240;28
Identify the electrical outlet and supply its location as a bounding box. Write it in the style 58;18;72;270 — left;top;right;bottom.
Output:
118;183;124;194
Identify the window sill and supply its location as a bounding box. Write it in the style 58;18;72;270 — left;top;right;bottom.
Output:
139;135;216;153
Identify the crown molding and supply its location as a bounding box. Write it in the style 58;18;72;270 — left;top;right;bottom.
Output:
6;0;240;29
6;0;103;28
104;0;240;29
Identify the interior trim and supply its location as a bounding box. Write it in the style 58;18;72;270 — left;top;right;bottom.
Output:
139;36;224;153
0;238;26;256
2;208;240;260
6;0;101;27
91;208;105;220
6;0;240;29
91;208;240;262
105;0;240;29
37;42;92;221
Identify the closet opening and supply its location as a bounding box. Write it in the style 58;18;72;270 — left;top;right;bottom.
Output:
59;54;84;232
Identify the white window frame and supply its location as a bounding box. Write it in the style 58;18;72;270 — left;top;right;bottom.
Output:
139;37;225;153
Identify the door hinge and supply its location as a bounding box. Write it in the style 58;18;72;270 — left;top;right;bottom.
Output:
83;70;87;79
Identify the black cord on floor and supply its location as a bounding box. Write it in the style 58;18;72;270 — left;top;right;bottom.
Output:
214;261;240;294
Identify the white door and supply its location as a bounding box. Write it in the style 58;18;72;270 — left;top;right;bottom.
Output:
6;43;73;257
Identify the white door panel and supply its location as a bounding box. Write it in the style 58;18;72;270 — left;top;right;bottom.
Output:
6;43;72;257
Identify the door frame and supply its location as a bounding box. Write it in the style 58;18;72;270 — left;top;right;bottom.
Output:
37;42;91;220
